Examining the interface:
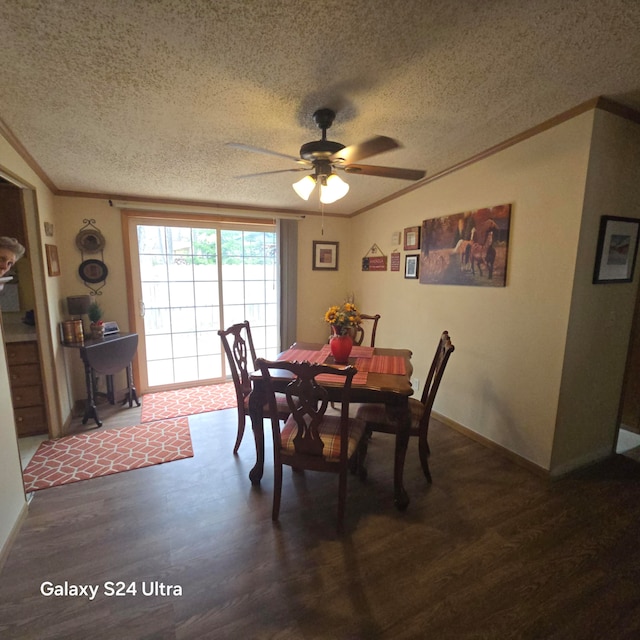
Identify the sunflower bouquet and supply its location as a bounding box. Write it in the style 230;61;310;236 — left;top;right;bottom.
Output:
324;302;362;336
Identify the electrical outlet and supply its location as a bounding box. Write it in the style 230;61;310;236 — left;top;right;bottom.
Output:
411;377;420;390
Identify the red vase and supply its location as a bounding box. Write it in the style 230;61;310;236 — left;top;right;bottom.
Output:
330;329;353;364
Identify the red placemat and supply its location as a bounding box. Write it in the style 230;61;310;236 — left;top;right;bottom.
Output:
349;345;375;358
355;355;407;375
278;346;328;364
316;370;369;386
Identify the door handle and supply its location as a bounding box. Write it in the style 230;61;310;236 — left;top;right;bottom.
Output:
139;300;145;317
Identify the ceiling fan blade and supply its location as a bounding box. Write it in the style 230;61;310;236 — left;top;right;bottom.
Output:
226;142;308;165
330;136;400;164
235;168;310;179
342;163;426;181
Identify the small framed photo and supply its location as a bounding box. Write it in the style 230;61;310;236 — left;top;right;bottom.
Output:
45;244;61;277
312;241;339;271
405;254;419;279
404;226;421;251
593;216;640;284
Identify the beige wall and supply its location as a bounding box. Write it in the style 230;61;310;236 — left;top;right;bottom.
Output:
349;112;596;471
53;197;131;400
0;133;61;558
551;109;640;473
0;324;26;558
296;214;351;343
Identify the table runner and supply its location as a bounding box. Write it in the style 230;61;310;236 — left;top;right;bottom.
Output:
356;355;407;375
349;345;375;358
316;370;369;385
277;345;405;384
278;346;328;364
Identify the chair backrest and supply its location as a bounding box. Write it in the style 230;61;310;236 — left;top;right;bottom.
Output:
353;313;381;347
256;358;357;463
418;331;455;429
218;321;258;402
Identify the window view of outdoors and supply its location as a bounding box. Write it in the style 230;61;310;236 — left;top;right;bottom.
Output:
137;225;277;387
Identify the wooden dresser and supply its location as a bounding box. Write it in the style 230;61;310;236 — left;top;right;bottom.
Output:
6;340;48;437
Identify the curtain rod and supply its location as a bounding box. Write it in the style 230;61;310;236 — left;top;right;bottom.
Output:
109;200;305;220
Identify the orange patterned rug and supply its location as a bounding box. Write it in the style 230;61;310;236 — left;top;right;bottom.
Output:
140;382;237;423
23;418;193;492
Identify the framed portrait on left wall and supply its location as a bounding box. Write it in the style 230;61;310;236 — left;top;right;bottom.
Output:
45;244;60;277
312;241;339;271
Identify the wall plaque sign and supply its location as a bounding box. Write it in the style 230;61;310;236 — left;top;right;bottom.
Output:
390;251;401;272
361;243;388;271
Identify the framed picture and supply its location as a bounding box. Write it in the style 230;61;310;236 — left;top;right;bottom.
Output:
593;216;640;284
405;254;419;279
312;241;339;271
404;226;421;250
420;203;512;287
45;244;60;277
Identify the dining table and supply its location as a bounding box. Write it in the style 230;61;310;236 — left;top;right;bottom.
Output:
248;341;414;510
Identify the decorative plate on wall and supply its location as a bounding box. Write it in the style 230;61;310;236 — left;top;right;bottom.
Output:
78;259;108;284
76;228;106;254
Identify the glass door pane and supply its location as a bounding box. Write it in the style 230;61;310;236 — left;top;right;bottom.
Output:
129;218;278;393
137;224;221;388
220;229;278;361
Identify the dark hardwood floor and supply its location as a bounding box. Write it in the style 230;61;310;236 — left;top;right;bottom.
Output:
2;406;640;639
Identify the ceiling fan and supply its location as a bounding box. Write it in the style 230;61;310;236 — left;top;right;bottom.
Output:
227;108;426;204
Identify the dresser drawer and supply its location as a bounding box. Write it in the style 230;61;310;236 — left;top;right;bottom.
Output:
11;384;45;409
14;405;48;437
6;341;40;365
9;363;42;387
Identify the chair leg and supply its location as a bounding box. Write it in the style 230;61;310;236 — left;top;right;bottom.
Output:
354;434;368;481
418;432;432;483
272;461;283;522
233;413;246;455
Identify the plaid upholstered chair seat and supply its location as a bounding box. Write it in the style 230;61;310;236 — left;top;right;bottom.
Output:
279;413;365;462
256;357;368;533
355;397;426;434
243;391;289;416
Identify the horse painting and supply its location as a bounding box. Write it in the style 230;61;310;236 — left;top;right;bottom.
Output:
419;204;511;287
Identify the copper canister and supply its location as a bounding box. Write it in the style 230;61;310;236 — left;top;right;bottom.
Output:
72;319;84;343
62;320;76;344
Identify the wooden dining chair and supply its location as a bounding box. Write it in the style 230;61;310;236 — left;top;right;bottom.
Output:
218;321;289;454
355;330;455;483
256;358;368;533
353;313;381;347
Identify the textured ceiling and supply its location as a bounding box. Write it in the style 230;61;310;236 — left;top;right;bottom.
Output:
1;0;640;216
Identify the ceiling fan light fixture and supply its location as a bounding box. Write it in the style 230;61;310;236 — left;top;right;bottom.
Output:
319;173;349;204
292;174;316;200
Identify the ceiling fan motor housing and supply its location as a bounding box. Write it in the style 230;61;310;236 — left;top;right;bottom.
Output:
299;139;345;161
300;107;346;162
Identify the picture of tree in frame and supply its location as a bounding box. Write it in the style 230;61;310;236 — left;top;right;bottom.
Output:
593;215;640;284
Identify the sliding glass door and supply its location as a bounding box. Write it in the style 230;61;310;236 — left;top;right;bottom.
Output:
127;216;278;392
